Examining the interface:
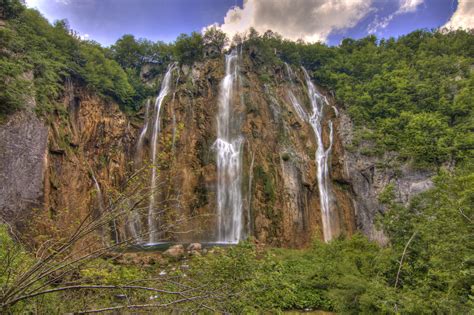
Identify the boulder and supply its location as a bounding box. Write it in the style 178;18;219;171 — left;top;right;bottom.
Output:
163;244;185;259
187;243;202;252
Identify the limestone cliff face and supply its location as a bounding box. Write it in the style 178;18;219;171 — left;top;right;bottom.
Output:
41;81;135;241
338;110;433;245
0;54;433;248
0;78;135;245
144;56;355;247
0;82;48;232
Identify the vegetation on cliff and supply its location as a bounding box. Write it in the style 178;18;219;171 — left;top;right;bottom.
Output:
4;2;470;170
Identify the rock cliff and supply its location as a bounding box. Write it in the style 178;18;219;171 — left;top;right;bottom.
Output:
0;54;433;248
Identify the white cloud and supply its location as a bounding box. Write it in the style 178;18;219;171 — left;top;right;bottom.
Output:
209;0;374;43
25;0;41;7
398;0;424;13
25;0;69;7
443;0;474;30
368;0;424;34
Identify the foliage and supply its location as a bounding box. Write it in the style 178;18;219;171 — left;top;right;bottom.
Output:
380;164;474;313
110;34;173;70
0;225;33;291
78;42;135;105
173;32;204;65
203;26;228;57
0;0;24;19
0;2;150;116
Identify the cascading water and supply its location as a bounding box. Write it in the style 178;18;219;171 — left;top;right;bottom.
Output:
136;99;151;160
285;63;308;122
301;67;335;242
92;173;118;244
285;63;336;242
91;173;104;214
147;63;177;244
288;91;309;122
213;50;243;243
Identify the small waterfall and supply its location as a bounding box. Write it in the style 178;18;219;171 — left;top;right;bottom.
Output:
213;50;243;243
136;99;151;160
285;62;295;82
91;173;104;214
285;63;308;122
92;173;118;244
148;63;177;244
288;91;309;122
302;67;335;242
171;72;181;153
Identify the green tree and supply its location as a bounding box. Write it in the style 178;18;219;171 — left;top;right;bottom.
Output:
203;26;228;57
110;34;145;69
401;112;451;167
173;32;203;65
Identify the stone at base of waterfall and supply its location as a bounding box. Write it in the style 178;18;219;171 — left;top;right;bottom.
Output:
114;253;163;266
187;243;202;256
187;243;202;251
163;244;185;259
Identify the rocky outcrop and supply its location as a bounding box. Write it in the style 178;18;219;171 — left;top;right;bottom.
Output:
0;78;136;246
338;110;433;244
0;92;48;232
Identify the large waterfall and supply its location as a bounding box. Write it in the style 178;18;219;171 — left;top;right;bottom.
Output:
302;67;335;242
286;63;336;242
213;50;244;243
147;63;176;244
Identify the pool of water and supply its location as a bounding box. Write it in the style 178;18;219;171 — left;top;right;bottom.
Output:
125;241;237;252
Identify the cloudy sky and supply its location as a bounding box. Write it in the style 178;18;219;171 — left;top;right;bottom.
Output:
25;0;472;46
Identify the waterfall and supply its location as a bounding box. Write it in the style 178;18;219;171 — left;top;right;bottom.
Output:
147;63;177;244
288;91;309;122
91;173;119;244
301;67;335;242
213;50;243;243
92;173;104;214
171;72;181;153
136;99;151;160
285;63;308;122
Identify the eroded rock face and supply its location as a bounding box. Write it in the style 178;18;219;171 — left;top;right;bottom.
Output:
0;97;48;232
149;57;356;247
0;56;433;249
41;83;135;243
337;110;433;245
0;79;135;246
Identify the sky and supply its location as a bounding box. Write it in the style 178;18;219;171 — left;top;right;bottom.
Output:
25;0;473;47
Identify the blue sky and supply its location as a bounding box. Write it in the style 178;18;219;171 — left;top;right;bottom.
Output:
25;0;467;47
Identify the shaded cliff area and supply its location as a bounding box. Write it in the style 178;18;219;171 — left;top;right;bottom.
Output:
0;77;136;247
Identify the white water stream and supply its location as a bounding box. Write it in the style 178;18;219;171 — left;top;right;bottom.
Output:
213;50;243;243
147;63;177;244
302;67;335;242
285;63;336;242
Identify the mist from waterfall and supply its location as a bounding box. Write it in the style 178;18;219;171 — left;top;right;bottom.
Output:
147;63;177;244
213;50;243;243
